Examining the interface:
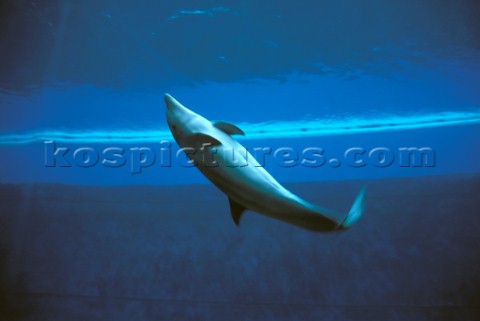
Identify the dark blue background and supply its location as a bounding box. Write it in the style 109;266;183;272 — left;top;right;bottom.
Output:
0;1;479;320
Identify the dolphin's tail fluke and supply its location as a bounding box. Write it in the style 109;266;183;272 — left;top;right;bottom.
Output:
339;186;366;229
302;186;366;231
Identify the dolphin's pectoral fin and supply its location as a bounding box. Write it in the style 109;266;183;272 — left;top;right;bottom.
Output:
213;121;245;136
190;133;222;146
228;198;246;226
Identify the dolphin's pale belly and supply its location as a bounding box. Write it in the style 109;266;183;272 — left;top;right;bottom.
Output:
196;152;340;231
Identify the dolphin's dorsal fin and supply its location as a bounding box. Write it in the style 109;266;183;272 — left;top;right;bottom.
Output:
190;133;222;146
213;121;245;136
229;198;246;226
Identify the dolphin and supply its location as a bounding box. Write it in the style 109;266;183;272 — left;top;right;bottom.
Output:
164;93;365;232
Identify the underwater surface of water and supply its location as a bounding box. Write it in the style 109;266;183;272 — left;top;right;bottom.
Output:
1;1;479;320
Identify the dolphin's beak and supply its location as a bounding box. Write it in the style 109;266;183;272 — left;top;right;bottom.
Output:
164;93;192;116
164;93;175;112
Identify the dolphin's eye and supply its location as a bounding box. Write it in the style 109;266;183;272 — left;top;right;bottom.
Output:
172;125;176;131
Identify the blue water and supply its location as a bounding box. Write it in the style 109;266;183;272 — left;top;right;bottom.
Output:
1;1;479;320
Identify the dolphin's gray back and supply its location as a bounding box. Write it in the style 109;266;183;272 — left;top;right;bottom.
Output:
195;135;344;231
